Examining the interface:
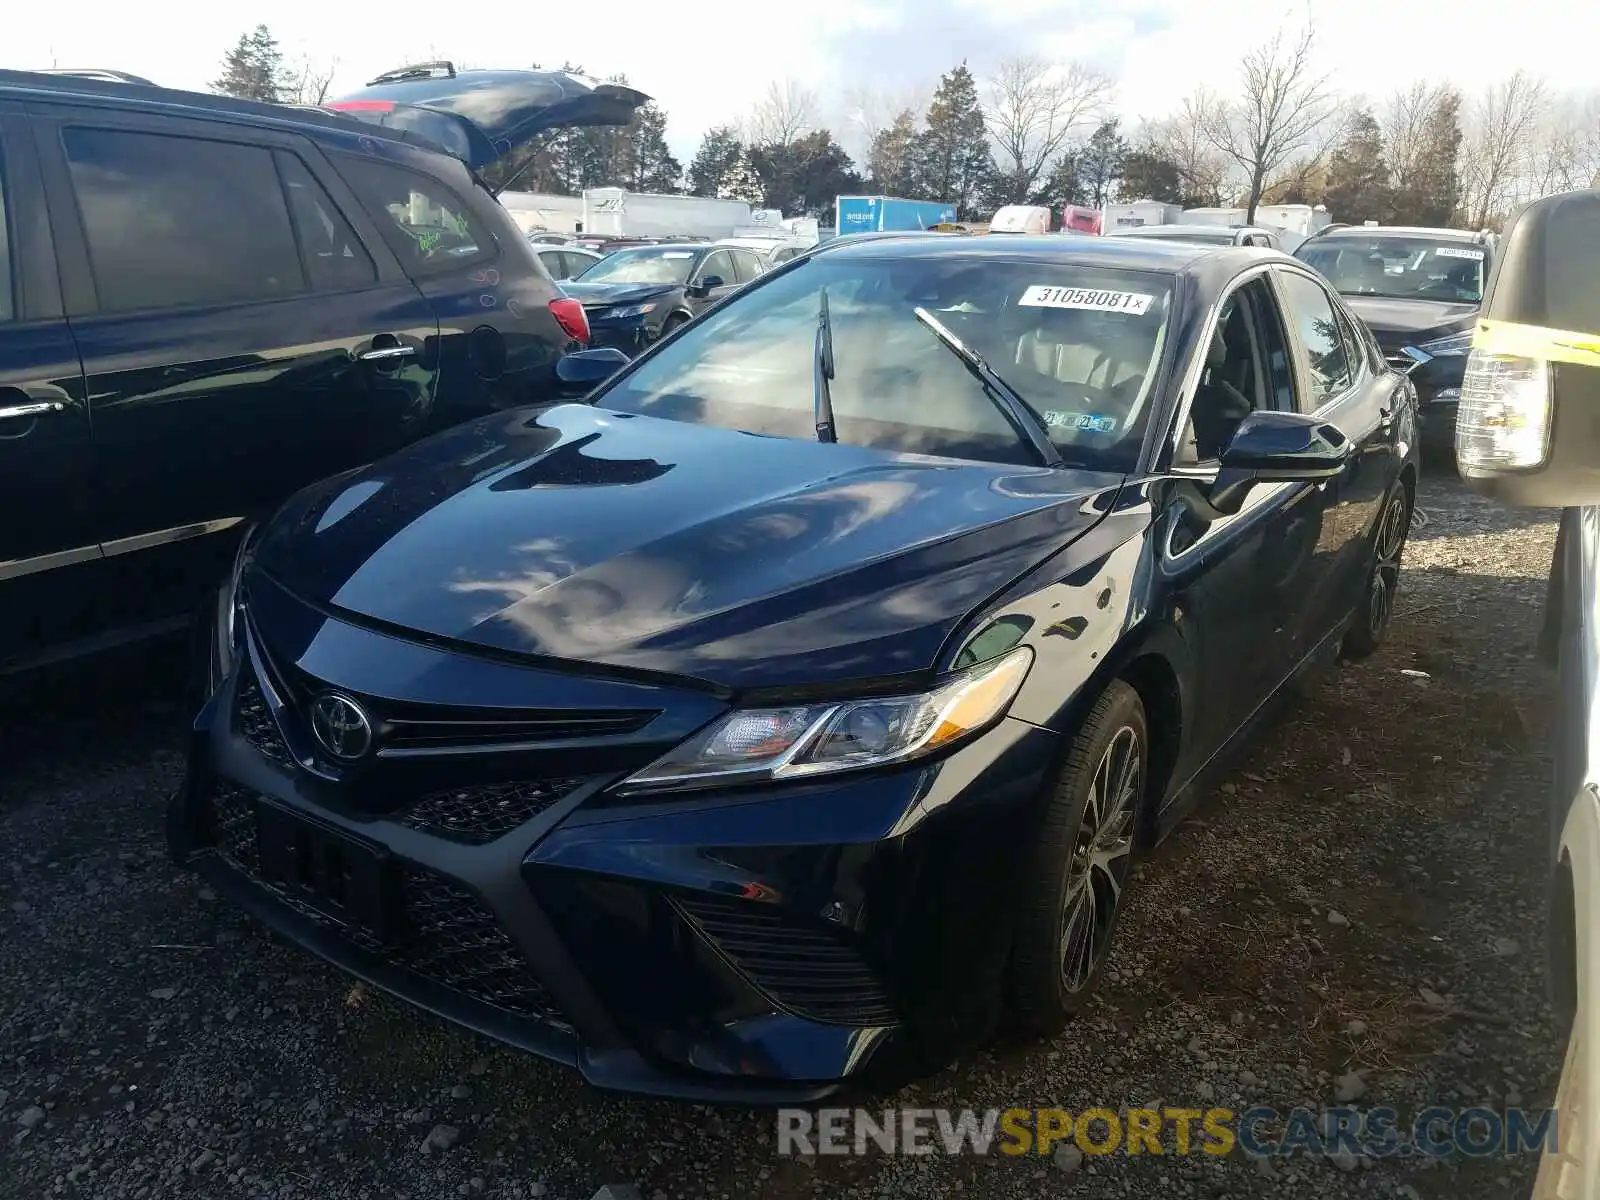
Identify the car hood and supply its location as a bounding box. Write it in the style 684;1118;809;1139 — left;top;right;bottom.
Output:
560;282;679;307
252;405;1121;691
1343;296;1479;341
326;69;649;171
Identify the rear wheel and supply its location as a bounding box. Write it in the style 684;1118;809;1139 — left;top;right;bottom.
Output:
1010;680;1145;1035
1343;480;1411;660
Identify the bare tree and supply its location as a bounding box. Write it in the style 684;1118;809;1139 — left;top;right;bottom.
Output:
983;56;1113;198
288;56;339;106
1459;71;1549;226
839;81;932;166
1383;80;1452;187
1526;91;1599;201
1140;91;1233;206
1199;23;1339;223
746;79;819;146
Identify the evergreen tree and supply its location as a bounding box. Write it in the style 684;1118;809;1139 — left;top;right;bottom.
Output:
717;147;766;204
1029;151;1087;213
1079;119;1127;208
912;63;993;218
867;109;919;196
1117;150;1185;205
750;131;860;216
1394;88;1462;226
1322;110;1391;222
212;25;287;103
687;126;746;197
623;104;683;193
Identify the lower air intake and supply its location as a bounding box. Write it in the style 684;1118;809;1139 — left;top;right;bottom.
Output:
672;892;898;1027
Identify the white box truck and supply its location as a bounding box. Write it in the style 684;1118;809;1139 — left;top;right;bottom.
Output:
580;188;753;238
1102;200;1182;230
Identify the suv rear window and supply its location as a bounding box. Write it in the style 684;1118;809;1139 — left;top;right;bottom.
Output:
334;155;492;275
63;128;304;313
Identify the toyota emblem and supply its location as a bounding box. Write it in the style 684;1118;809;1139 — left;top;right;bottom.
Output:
309;693;373;761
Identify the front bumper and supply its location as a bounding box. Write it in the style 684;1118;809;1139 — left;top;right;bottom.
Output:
584;320;654;357
171;611;1060;1101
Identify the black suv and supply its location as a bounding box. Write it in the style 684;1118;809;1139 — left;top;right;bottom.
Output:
0;64;646;677
1296;225;1492;455
559;241;771;355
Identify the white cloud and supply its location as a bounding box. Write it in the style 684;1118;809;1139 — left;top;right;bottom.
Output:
4;0;1593;166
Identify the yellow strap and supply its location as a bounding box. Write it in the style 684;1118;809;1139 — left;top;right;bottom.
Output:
1473;318;1600;368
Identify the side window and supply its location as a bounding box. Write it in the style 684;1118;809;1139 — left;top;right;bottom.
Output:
334;155;492;276
0;141;12;321
62;128;304;313
569;252;598;278
1180;280;1267;463
1276;271;1352;409
273;152;376;293
732;249;766;281
772;247;799;265
1333;303;1372;376
696;250;735;287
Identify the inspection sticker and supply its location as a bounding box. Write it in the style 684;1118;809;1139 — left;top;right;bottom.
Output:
1043;411;1119;433
1019;285;1153;315
1434;246;1485;260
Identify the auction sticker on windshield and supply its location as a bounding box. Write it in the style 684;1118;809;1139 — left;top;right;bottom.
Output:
1019;286;1154;315
1435;247;1485;260
1044;411;1118;433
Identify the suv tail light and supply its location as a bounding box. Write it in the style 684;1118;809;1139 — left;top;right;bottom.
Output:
1456;350;1553;470
548;298;590;344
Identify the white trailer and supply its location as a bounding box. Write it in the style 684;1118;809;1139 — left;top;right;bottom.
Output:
498;191;584;235
1102;200;1182;230
580;189;753;239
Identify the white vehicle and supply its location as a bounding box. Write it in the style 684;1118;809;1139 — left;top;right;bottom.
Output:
1452;187;1600;1200
581;188;753;240
498;190;584;235
1102;200;1182;230
989;204;1052;234
530;243;603;281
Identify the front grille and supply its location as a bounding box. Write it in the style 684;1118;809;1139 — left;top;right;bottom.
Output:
207;784;562;1021
236;664;293;767
381;707;655;751
402;779;582;844
672;893;898;1027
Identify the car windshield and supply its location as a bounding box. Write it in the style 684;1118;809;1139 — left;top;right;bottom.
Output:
594;254;1175;470
576;247;700;285
1297;236;1486;303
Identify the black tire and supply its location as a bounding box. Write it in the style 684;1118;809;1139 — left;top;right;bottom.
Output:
1342;479;1412;660
1010;679;1146;1035
661;313;689;337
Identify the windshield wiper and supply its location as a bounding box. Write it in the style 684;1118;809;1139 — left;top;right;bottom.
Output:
813;287;837;443
911;306;1049;430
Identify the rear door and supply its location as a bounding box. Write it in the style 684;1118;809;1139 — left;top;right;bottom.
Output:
0;107;100;672
32;104;440;634
729;248;768;283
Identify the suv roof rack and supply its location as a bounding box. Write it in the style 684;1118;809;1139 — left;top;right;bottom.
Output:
32;68;155;84
365;61;457;87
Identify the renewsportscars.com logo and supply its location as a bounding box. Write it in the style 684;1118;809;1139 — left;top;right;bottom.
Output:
776;1106;1558;1160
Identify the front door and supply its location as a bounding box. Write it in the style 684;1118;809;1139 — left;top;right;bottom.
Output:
31;108;439;635
0;111;99;672
1163;274;1329;763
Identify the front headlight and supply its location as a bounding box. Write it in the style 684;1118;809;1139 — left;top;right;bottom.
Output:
1456;350;1553;471
1418;329;1474;357
617;646;1034;795
610;303;656;319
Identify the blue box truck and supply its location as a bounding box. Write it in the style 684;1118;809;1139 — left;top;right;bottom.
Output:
835;195;958;235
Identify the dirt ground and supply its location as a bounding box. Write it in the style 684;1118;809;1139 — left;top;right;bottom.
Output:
0;472;1566;1200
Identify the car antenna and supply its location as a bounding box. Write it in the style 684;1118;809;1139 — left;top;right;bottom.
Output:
813;287;837;443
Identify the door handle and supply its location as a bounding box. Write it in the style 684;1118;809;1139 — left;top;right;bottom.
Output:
0;400;66;421
358;345;416;362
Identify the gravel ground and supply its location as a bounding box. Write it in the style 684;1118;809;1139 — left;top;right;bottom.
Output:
0;472;1565;1200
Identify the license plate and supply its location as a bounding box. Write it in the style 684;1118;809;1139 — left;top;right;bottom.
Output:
253;801;392;942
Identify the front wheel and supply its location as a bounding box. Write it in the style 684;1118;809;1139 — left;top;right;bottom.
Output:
1343;480;1412;660
1010;680;1146;1035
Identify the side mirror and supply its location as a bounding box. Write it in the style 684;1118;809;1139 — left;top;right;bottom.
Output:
554;348;630;398
1396;345;1432;375
689;274;724;298
1456;188;1600;506
1209;410;1352;516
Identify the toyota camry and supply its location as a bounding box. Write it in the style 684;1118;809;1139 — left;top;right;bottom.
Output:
171;233;1419;1101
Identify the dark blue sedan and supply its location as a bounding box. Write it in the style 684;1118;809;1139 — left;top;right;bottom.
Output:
171;233;1420;1101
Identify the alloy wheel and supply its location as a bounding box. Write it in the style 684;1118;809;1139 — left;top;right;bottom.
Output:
1060;726;1139;992
1368;491;1409;639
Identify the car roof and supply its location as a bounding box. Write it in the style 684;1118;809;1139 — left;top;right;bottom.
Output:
815;231;1259;274
1315;225;1481;240
0;68;433;158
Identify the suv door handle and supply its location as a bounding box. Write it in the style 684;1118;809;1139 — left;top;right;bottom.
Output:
358;345;416;362
0;399;66;421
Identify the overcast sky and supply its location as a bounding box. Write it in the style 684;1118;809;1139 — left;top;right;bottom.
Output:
7;0;1596;165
